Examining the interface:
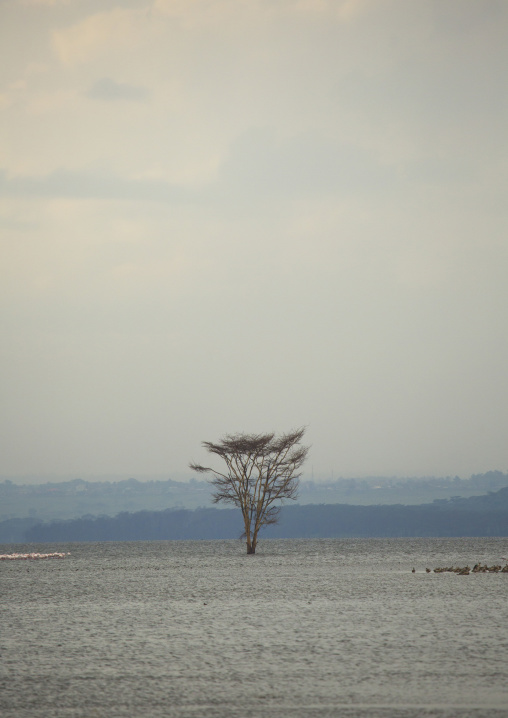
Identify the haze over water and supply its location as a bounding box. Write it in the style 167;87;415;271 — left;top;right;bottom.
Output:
1;538;507;717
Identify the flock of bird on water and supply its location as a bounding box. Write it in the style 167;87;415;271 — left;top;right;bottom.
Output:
412;558;508;575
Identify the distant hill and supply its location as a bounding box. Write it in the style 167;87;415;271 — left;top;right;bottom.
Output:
2;470;507;522
431;486;508;512
1;486;507;543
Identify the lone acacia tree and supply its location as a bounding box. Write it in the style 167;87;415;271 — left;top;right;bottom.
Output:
189;428;309;554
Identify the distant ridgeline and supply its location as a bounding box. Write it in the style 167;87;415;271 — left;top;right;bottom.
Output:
1;485;507;543
2;470;508;524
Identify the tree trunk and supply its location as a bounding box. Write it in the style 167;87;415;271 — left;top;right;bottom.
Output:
246;530;257;554
243;512;257;554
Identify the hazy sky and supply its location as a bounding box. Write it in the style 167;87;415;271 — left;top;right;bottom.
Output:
1;0;507;482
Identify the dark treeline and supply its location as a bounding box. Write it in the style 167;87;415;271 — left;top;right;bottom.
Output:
1;487;504;543
268;503;508;539
22;508;241;543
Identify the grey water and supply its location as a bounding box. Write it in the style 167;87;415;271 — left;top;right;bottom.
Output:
1;538;507;718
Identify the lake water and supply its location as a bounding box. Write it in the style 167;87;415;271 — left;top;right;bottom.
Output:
1;538;507;717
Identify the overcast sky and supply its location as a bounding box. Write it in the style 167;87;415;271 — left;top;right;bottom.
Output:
1;0;507;482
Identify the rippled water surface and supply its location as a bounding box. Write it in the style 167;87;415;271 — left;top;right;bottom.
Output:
1;538;508;717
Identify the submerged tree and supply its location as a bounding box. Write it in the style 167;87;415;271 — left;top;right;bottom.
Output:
189;428;309;554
